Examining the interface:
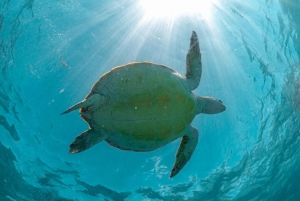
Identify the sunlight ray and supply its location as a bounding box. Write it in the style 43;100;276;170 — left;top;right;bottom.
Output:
139;0;214;20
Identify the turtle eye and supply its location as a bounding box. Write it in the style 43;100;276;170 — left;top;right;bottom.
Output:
219;100;223;103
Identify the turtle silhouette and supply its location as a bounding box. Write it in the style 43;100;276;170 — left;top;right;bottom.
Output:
62;31;226;178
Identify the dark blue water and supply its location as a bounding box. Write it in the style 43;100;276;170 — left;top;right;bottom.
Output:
1;0;300;200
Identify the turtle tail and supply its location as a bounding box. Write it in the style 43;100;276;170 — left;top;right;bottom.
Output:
61;94;104;115
61;100;87;115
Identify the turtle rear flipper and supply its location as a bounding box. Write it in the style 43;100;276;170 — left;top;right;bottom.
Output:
69;129;108;153
186;31;202;91
170;126;199;178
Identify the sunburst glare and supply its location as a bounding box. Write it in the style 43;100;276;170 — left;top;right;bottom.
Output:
139;0;214;19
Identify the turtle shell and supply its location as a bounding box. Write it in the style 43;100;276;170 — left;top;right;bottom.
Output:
81;62;198;151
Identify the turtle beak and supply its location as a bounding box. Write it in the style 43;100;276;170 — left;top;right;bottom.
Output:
197;96;226;114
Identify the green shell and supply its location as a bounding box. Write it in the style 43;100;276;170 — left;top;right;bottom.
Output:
81;62;198;151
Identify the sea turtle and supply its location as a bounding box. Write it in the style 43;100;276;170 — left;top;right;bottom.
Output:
62;31;226;178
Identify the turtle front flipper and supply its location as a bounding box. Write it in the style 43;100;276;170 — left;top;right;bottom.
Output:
185;31;202;91
170;126;199;178
69;129;108;154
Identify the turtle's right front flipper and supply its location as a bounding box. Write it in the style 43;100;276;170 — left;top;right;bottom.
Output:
61;94;104;115
186;31;202;91
69;129;108;153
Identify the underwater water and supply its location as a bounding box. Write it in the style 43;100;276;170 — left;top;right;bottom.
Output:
1;0;300;200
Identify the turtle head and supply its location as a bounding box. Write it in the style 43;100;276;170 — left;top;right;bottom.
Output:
197;96;226;114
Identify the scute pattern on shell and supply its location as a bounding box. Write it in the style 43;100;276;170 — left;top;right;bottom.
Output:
81;62;198;151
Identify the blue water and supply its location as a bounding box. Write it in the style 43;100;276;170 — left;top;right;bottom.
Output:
1;0;300;200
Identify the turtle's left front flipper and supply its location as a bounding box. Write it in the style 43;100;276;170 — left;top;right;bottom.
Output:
186;31;202;91
170;126;199;178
